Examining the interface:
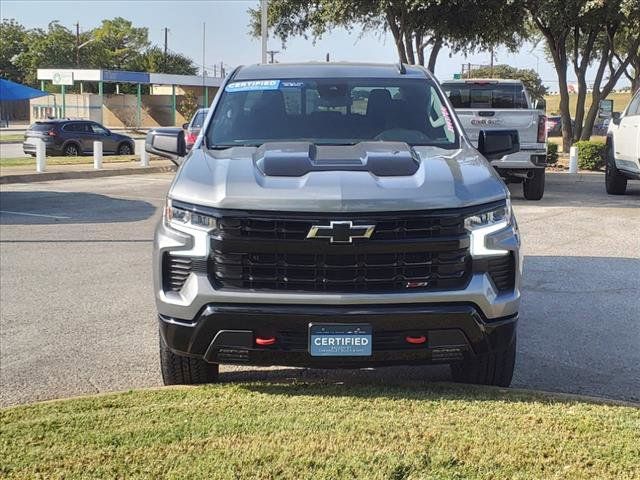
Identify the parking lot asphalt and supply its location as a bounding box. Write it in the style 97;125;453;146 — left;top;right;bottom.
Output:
1;172;639;407
0;142;26;159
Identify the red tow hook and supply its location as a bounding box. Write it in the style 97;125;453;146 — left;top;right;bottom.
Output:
405;335;427;345
255;336;277;346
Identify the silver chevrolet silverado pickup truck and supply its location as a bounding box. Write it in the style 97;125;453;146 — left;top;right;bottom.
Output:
441;79;547;200
147;63;522;387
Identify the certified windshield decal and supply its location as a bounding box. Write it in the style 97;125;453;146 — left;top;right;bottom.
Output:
225;80;281;92
441;106;455;132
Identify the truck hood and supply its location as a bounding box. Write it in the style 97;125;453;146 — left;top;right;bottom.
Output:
169;142;508;212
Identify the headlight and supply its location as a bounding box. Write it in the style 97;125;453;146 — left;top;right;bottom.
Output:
165;198;217;230
465;200;512;257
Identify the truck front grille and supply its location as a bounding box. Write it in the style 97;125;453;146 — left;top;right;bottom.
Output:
206;207;491;294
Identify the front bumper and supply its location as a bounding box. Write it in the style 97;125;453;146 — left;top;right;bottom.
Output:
160;303;517;368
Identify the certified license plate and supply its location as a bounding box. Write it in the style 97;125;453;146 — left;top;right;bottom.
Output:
309;323;372;357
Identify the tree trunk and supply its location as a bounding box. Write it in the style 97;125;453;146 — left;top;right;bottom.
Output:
547;37;572;151
385;11;408;64
580;33;638;140
571;27;597;142
532;18;572;152
427;37;442;73
415;33;424;66
404;30;415;64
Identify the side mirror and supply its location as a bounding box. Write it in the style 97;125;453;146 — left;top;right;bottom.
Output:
534;98;546;111
478;129;520;161
611;112;621;126
145;127;186;165
182;122;189;130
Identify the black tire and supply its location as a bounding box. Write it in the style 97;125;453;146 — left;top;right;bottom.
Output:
605;144;627;195
117;142;133;155
450;334;516;387
522;168;545;200
63;143;80;156
159;334;219;385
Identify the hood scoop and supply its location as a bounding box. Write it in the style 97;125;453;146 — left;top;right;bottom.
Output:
253;141;420;177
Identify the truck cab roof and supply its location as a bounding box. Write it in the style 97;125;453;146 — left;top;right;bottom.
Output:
233;62;430;80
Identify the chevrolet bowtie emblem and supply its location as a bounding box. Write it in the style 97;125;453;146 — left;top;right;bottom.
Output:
306;221;375;243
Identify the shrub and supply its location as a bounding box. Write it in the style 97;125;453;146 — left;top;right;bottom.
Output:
574;140;606;170
546;142;559;164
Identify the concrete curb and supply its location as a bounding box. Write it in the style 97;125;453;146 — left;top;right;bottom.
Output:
0;164;176;184
3;382;638;410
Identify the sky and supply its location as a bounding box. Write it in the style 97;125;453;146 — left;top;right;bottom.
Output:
0;0;622;91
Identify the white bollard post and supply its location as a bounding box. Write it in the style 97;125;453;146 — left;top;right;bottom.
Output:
35;138;46;173
93;141;103;169
569;146;578;174
136;139;149;167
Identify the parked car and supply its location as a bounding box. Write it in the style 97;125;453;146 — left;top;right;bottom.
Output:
183;108;209;150
147;63;522;388
23;119;135;156
441;79;547;200
606;89;640;194
546;115;575;137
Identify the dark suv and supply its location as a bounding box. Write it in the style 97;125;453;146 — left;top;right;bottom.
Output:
23;119;135;156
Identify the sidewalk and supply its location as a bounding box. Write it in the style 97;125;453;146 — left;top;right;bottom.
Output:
0;158;176;184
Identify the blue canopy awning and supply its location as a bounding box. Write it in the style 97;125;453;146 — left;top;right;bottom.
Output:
0;78;49;101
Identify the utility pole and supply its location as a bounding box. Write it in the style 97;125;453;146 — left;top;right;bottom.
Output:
75;22;80;67
261;0;268;63
163;27;169;70
266;50;279;63
202;22;206;107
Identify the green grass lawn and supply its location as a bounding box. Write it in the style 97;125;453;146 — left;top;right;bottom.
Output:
0;155;141;168
1;382;638;479
0;133;25;143
544;92;632;116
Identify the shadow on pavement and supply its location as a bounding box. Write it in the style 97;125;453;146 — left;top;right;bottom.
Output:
508;172;640;207
0;191;156;224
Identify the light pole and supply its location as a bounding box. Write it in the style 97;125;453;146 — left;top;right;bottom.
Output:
261;0;268;64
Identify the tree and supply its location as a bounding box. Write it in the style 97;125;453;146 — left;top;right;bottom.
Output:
620;26;640;93
177;90;199;122
579;1;640;140
14;21;77;85
0;19;27;83
527;0;640;149
92;17;149;70
468;64;547;101
129;46;198;75
248;0;528;73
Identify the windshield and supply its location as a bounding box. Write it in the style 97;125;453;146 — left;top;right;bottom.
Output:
207;78;458;148
190;110;208;128
441;82;528;109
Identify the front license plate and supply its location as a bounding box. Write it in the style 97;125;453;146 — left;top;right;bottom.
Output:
309;323;372;357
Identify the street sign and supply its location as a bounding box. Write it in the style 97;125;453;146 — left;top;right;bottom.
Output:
52;71;73;85
453;73;462;79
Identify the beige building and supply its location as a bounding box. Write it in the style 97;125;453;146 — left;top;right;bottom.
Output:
32;68;222;128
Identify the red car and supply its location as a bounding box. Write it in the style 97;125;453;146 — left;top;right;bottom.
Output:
183;108;209;150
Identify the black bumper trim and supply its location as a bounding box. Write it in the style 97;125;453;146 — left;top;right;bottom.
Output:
159;303;517;368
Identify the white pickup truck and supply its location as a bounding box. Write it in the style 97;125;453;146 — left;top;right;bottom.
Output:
441;79;547;200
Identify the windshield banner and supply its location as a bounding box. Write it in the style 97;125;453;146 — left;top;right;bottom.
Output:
225;80;281;92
